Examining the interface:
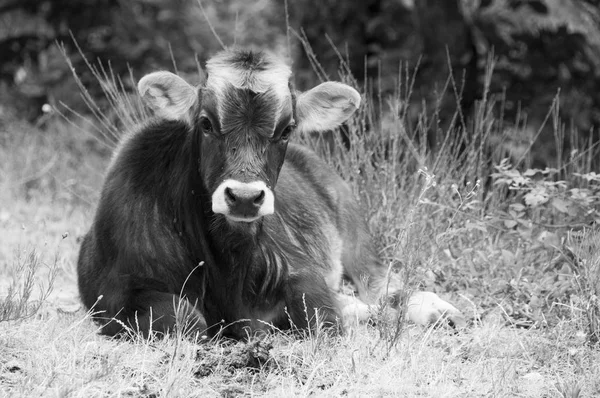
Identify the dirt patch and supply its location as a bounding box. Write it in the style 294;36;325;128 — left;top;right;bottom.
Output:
194;337;273;378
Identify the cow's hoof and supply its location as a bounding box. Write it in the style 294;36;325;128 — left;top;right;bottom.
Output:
406;291;466;329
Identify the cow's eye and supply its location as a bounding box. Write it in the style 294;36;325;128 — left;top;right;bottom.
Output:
199;117;213;135
280;123;295;141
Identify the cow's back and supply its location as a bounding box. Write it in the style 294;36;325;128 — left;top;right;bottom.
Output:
270;144;379;295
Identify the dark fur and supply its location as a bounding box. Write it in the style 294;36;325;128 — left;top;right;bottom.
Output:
78;52;387;339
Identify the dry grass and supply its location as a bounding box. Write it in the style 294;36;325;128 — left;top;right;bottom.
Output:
1;56;600;397
2;308;598;396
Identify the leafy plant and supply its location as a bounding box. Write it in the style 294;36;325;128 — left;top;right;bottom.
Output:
492;159;600;228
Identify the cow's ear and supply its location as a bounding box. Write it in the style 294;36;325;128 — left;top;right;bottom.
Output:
295;82;361;134
138;71;197;123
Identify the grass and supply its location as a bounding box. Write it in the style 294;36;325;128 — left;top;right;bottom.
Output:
1;53;600;397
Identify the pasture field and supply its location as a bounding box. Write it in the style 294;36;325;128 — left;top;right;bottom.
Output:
1;68;599;397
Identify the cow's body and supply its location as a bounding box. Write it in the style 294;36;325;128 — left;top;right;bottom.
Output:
77;49;463;339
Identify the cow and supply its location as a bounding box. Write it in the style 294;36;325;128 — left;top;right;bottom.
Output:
77;49;464;339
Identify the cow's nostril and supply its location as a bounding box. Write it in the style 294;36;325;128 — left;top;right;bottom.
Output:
254;190;265;205
225;187;236;203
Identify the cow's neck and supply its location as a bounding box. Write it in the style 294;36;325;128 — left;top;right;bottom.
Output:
208;216;284;291
204;215;287;326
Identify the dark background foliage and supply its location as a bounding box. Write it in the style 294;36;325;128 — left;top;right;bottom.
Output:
1;0;599;166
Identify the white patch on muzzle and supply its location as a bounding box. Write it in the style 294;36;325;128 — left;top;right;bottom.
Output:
211;179;275;222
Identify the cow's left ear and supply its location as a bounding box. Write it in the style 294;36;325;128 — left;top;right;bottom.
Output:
138;71;197;123
295;82;361;134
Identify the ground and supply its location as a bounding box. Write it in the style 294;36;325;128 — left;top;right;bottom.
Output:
1;113;598;397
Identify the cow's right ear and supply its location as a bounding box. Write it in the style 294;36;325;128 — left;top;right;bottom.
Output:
138;71;197;123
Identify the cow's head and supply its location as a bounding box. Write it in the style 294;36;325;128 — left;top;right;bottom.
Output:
138;49;360;224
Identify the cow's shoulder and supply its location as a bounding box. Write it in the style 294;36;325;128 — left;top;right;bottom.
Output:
93;119;196;270
106;119;191;193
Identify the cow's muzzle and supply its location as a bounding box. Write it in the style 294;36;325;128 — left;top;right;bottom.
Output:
211;179;274;222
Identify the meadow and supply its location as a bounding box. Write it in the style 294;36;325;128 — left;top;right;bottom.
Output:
1;51;599;397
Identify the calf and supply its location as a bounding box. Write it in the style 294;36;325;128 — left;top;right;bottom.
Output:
77;49;464;339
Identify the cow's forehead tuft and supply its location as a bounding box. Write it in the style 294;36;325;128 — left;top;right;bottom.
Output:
206;50;291;100
205;50;292;126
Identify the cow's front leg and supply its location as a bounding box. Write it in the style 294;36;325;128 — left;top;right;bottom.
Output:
284;270;342;333
97;289;208;339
